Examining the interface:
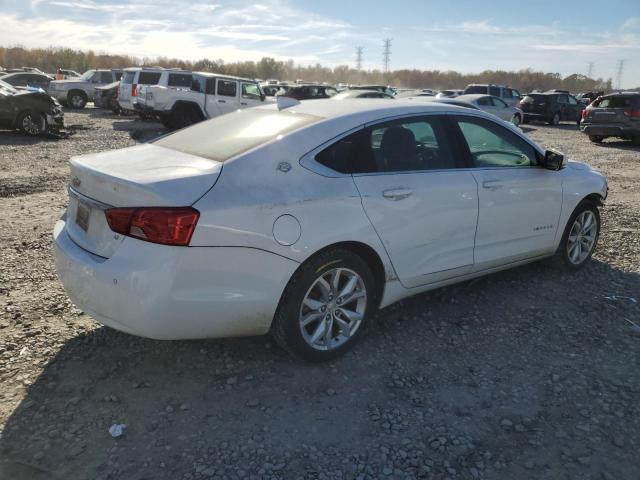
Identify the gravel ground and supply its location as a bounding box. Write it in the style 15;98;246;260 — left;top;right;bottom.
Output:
0;108;638;480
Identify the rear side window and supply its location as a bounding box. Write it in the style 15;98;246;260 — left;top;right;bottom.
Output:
121;71;135;84
489;86;500;96
137;72;162;85
99;71;113;83
593;96;639;108
464;85;487;94
114;71;123;81
168;73;192;87
217;79;237;97
456;116;536;167
316;116;458;174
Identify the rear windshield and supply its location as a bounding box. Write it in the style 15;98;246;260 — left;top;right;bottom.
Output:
464;86;488;95
154;109;322;162
592;96;640;108
121;71;136;84
522;94;548;103
137;72;162;85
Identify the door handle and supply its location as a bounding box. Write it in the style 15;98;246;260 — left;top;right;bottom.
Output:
382;188;413;201
240;102;248;106
218;99;226;103
482;180;503;190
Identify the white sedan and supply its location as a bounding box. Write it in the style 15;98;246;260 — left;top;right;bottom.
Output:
456;94;524;125
53;100;607;361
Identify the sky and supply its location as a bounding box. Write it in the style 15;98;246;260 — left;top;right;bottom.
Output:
1;0;639;87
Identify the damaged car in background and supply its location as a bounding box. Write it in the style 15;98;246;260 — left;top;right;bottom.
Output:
0;79;63;136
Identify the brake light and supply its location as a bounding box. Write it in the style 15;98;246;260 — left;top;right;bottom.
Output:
131;84;137;97
623;109;640;117
105;207;199;246
581;108;589;118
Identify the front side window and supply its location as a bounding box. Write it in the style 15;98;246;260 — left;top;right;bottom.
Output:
568;95;578;105
456;116;537;168
100;71;113;83
493;97;508;108
558;95;569;104
217;79;237;97
502;88;512;98
168;73;193;87
241;83;261;99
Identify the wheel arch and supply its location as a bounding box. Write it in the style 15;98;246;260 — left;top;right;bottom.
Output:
296;240;388;309
170;100;205;120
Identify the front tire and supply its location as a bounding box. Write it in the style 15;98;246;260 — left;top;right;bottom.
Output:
554;202;600;270
550;112;560;126
271;248;377;362
17;110;46;136
589;135;604;143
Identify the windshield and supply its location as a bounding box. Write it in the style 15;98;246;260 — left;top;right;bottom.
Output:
79;70;96;81
0;79;17;94
154;108;322;162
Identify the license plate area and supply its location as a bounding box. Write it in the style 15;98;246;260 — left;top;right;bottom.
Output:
75;200;91;232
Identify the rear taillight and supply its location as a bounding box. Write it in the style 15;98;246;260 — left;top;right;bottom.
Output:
623;109;640;117
581;108;589;118
105;207;199;246
131;84;137;97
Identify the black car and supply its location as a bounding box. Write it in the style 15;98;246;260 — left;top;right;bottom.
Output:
280;84;339;100
0;72;54;91
519;92;584;125
580;92;640;144
94;81;121;113
0;80;63;135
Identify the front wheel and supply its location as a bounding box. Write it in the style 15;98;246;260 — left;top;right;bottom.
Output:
67;91;87;109
589;135;604;143
271;248;377;362
555;202;600;270
17;110;46;136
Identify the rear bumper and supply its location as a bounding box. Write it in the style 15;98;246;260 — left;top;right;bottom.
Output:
580;123;637;137
53;217;299;340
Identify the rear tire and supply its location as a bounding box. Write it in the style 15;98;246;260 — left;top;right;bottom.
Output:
67;90;87;109
271;248;377;362
553;202;600;271
589;135;604;143
169;105;202;130
17;110;46;136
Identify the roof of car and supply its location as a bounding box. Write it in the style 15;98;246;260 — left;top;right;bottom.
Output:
257;98;484;123
0;72;52;78
455;94;489;101
192;72;257;82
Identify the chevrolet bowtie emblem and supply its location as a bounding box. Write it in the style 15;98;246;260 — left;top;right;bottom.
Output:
72;176;81;188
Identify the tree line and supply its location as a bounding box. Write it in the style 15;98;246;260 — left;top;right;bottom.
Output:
0;45;617;93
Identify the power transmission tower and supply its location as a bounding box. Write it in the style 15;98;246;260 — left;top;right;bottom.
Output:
615;60;624;90
382;38;392;73
587;61;594;78
355;47;363;71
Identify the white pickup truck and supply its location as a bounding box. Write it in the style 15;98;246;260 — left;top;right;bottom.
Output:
136;72;269;129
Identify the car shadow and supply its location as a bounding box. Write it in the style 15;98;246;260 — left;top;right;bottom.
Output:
1;257;638;479
595;139;640;152
111;120;168;142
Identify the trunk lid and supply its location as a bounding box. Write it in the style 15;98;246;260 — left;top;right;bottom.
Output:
65;143;222;258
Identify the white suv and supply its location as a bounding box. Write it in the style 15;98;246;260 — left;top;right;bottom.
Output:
463;84;522;107
118;68;189;114
137;72;268;129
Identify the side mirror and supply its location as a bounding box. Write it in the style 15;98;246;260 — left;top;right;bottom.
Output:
543;149;566;171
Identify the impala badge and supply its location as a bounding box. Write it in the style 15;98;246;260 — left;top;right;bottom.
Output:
72;176;81;188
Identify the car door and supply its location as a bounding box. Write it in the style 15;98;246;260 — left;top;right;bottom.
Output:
490;97;511;121
215;79;239;114
452;115;563;270
350;115;479;288
567;95;582;121
203;77;222;118
240;82;263;108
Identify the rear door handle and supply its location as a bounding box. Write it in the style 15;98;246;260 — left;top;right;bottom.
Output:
382;188;413;201
240;102;248;106
218;99;226;103
482;180;503;190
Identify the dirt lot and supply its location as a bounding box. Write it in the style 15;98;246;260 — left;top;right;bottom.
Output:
0;108;638;480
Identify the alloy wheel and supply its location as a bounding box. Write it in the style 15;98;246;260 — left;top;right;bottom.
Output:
71;94;85;108
21;113;44;135
299;267;367;351
566;210;597;265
